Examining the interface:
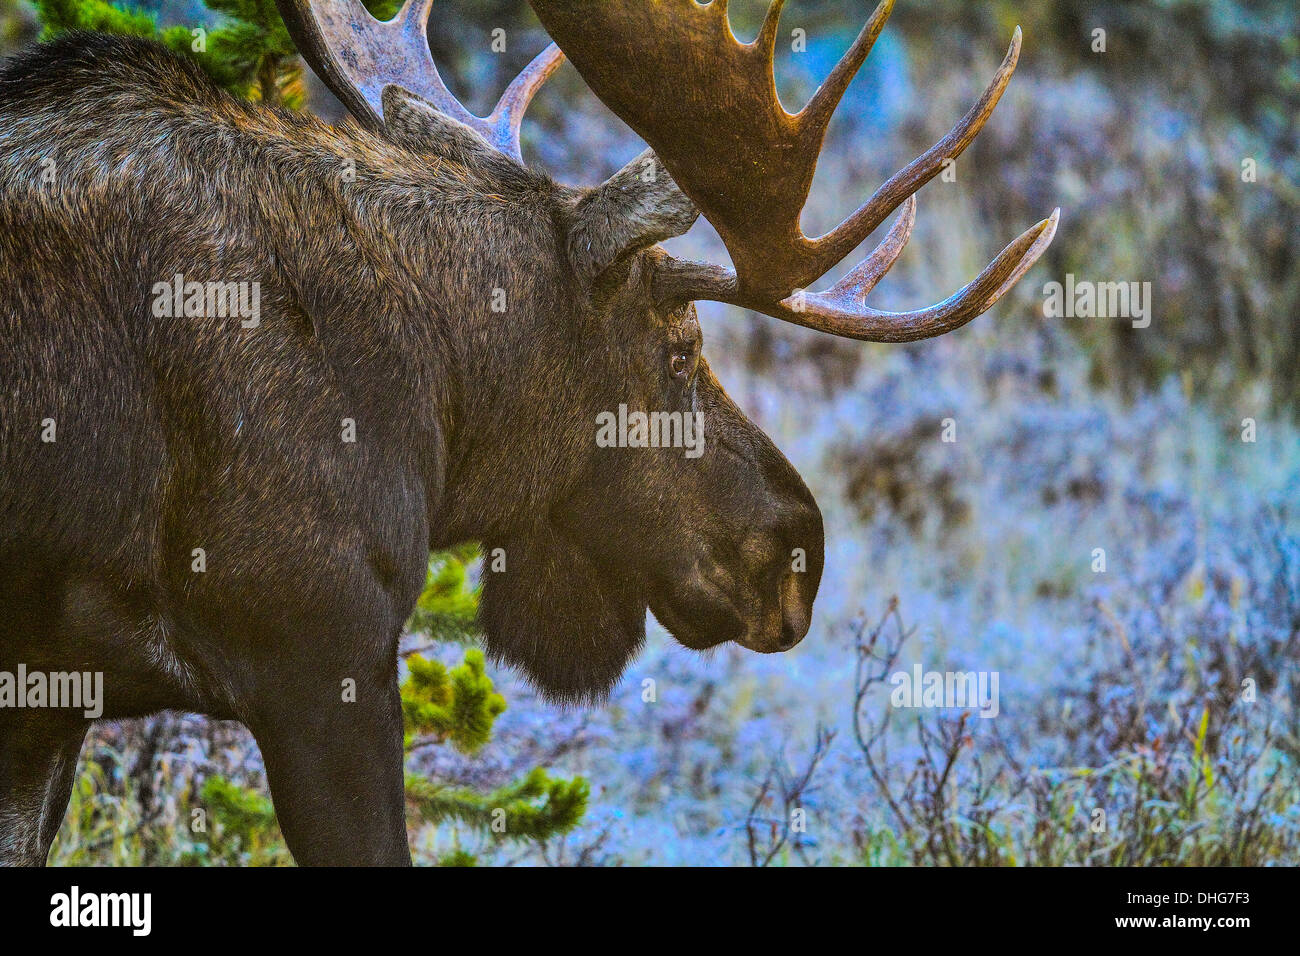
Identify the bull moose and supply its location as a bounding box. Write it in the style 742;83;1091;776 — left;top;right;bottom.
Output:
0;0;1057;865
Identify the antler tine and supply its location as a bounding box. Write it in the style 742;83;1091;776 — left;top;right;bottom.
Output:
798;0;895;137
274;0;561;163
977;206;1060;312
823;195;917;304
808;26;1023;277
777;208;1060;342
753;0;788;56
486;44;566;161
391;0;474;130
400;0;435;26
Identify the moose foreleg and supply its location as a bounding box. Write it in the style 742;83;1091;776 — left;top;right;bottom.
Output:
0;711;88;866
246;659;410;866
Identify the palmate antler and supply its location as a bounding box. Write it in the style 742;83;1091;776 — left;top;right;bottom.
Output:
276;0;563;162
530;0;1059;342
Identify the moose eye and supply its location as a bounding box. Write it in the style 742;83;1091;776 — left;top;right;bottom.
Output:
669;351;691;380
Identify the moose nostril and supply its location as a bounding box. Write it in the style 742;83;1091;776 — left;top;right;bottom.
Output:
778;571;812;650
778;624;802;651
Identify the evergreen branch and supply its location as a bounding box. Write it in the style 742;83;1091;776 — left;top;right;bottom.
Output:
406;768;589;842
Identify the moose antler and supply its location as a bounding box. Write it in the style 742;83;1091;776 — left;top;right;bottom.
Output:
276;0;563;162
530;0;1059;342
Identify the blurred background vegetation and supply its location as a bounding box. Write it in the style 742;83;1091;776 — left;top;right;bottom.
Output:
4;0;1297;864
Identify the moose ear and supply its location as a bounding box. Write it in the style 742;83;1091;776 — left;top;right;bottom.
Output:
567;149;699;287
478;523;647;705
380;86;510;168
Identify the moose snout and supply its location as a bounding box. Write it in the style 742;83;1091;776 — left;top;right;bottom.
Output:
738;499;824;654
741;558;820;653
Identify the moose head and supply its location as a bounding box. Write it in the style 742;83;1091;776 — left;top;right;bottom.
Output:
276;0;1057;703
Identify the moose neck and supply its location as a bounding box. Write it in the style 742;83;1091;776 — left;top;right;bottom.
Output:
0;35;589;553
267;124;588;547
